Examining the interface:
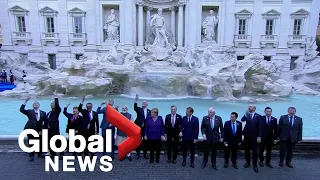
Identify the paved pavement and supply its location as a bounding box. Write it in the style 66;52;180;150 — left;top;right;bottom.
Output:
0;152;319;180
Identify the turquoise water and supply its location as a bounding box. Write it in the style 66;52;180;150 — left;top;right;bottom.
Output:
0;95;319;137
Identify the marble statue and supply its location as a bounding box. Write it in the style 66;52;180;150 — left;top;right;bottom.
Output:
202;46;216;65
104;9;120;42
305;37;318;61
202;10;219;43
183;45;201;69
145;8;176;60
117;46;142;65
106;44;123;64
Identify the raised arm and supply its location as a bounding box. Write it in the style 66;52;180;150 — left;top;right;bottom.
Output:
54;98;61;114
20;97;30;116
241;114;247;122
63;103;72;118
134;94;139;112
96;102;106;114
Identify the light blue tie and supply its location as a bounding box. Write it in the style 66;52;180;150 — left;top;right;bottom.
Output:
232;123;236;135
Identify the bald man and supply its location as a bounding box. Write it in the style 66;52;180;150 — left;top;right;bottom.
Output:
133;94;151;159
20;97;48;162
241;105;261;173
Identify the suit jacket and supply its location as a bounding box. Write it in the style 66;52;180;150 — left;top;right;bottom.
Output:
63;107;84;133
241;112;261;140
224;120;242;145
78;103;99;135
278;115;303;143
164;113;183;139
201;115;224;143
133;102;151;127
180;116;199;141
47;98;61;135
259;115;278;140
20;104;47;132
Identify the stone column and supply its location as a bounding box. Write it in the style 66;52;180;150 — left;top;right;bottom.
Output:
0;0;12;48
28;0;41;47
170;7;176;40
250;0;263;50
177;2;185;47
85;0;97;47
223;0;235;46
278;0;291;49
58;0;69;47
145;7;151;37
121;0;135;45
137;2;144;46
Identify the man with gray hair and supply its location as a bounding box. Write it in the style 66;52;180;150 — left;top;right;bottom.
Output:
201;107;224;169
278;107;303;168
241;104;261;173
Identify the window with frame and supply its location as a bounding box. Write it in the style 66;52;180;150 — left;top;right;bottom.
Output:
265;19;274;35
46;17;55;33
74;17;82;33
293;19;302;35
17;16;26;32
238;19;246;35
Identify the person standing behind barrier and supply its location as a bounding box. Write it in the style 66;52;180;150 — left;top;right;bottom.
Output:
20;97;47;162
144;108;165;163
47;98;63;159
180;107;199;168
63;103;83;156
133;94;151;159
97;99;118;159
117;106;133;161
164;105;182;164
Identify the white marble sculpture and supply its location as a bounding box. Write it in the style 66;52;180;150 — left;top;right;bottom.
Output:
305;37;318;61
202;10;219;43
117;46;142;65
183;45;200;69
104;9;120;42
145;8;176;60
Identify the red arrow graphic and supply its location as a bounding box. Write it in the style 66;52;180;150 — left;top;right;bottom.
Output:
105;104;141;160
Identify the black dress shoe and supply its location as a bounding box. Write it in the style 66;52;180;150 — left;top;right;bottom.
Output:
172;160;177;164
259;161;264;167
191;163;195;168
144;154;149;159
212;164;218;170
266;163;273;168
136;154;140;159
244;163;250;168
182;161;186;167
286;163;293;168
253;166;259;173
127;156;132;161
29;157;34;162
156;159;160;163
167;159;171;163
279;162;283;167
201;162;207;169
224;163;228;168
233;164;238;169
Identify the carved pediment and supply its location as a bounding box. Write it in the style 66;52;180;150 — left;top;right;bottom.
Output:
9;5;29;15
39;6;58;15
262;9;281;18
139;0;182;9
291;8;309;18
235;9;252;18
68;7;86;14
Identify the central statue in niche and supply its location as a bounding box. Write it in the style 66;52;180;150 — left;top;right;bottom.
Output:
145;8;176;60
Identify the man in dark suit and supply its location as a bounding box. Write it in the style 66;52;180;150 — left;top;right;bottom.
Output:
241;105;261;173
133;94;151;159
164;105;182;164
180;107;199;168
78;96;99;158
47;98;63;159
259;107;278;168
278;107;303;168
97;99;119;159
201;107;224;169
223;112;242;169
20;97;47;162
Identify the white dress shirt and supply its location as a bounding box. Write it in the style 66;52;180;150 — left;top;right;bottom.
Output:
143;108;147;119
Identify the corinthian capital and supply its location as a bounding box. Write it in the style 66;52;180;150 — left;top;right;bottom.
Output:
169;6;176;11
178;0;186;6
135;0;144;6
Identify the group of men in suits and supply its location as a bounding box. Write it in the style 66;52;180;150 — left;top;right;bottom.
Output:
19;96;303;172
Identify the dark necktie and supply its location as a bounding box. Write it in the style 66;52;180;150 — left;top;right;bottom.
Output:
188;117;190;122
289;116;293;127
171;115;175;128
232;122;236;135
250;113;253;120
267;116;270;124
35;112;38;121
